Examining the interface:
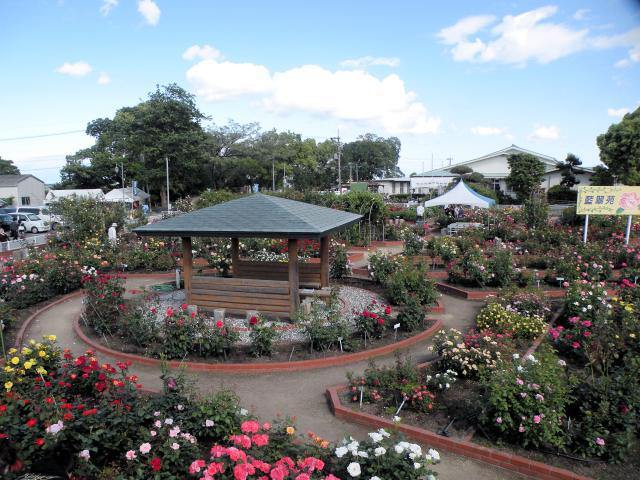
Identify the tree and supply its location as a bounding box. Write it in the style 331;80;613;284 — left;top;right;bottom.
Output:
505;153;546;202
58;84;209;207
590;165;615;186
0;157;20;175
558;153;583;188
597;106;640;185
449;165;473;176
341;134;401;180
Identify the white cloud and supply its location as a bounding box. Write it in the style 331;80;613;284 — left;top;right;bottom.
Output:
573;9;589;21
529;124;559;140
614;58;631;68
182;44;223;61
593;27;640;67
437;15;496;45
470;126;504;135
438;6;588;65
138;0;160;26
55;61;92;77
100;0;118;16
339;56;401;69
607;107;629;118
97;72;111;85
186;60;272;100
186;57;440;134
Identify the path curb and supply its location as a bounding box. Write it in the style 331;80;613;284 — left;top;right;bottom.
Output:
325;385;592;480
73;313;443;374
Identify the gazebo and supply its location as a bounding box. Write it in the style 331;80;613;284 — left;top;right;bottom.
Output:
134;194;362;318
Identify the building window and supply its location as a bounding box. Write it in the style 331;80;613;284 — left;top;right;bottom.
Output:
492;179;500;191
21;197;30;206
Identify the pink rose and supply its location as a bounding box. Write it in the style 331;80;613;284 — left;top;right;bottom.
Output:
595;437;605;446
619;192;640;211
533;415;541;424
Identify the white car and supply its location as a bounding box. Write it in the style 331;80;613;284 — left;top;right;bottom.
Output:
10;213;50;234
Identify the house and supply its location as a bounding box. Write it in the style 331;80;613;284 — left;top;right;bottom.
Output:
375;177;412;195
45;189;105;204
0;175;46;206
104;187;150;206
412;145;593;197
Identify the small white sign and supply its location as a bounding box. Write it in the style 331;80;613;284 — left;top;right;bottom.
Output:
394;323;400;330
417;206;425;217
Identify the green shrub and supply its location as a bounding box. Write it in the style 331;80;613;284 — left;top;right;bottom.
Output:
386;261;438;307
294;295;352;352
396;296;425;332
479;346;571;450
547;185;577;203
353;301;392;339
330;240;351;279
248;314;280;357
489;249;515;287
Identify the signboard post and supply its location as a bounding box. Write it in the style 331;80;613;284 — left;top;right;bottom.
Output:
576;186;640;245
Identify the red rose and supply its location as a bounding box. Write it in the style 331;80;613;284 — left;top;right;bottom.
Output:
215;320;224;328
249;316;258;326
35;438;45;447
377;318;385;325
150;457;162;472
384;307;391;315
26;419;37;428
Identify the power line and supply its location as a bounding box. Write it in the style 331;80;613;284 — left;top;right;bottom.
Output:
0;130;85;142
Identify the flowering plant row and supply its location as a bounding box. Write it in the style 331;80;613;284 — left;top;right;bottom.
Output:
0;337;440;479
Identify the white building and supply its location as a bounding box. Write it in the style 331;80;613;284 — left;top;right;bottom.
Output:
104;187;150;206
375;177;412;195
45;189;105;204
0;175;46;206
413;145;593;197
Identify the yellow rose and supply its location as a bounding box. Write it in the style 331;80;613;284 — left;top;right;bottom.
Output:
21;348;32;356
38;351;46;357
36;367;47;375
24;361;33;370
8;348;17;355
47;335;57;341
286;426;295;435
10;357;19;365
4;366;14;373
4;381;13;391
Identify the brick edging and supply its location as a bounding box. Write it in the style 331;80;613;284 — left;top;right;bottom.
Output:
325;385;592;480
436;282;567;300
73;312;443;374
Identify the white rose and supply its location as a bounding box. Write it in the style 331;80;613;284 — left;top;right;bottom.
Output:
428;448;440;461
347;462;361;477
414;462;422;470
374;447;386;456
368;432;383;443
335;446;349;458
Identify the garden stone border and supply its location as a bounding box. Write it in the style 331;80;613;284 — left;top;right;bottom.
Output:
325;385;592;480
73;314;443;374
436;282;568;301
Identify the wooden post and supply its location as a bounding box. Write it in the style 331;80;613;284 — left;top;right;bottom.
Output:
288;238;299;317
231;238;240;277
181;237;193;303
320;236;330;288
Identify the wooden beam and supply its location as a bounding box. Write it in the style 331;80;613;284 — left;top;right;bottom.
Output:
181;237;193;303
231;238;240;277
288;238;299;317
320;236;330;288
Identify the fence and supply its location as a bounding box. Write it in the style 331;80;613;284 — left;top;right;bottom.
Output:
0;234;48;253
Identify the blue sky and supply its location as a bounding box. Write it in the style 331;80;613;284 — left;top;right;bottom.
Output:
1;0;639;183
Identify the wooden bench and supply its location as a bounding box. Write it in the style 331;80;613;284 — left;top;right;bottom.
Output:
190;276;292;317
235;260;322;288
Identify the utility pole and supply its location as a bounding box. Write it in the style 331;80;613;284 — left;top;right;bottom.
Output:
272;158;276;191
355;163;359;182
165;156;170;212
331;130;342;192
115;159;125;205
349;163;353;182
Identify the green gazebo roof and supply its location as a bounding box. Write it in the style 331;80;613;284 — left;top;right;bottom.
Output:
134;193;363;239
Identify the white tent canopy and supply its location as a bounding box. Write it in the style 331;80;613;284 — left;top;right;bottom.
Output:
423;180;496;209
104;187;150;203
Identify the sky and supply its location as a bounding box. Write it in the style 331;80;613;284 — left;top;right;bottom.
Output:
1;0;639;184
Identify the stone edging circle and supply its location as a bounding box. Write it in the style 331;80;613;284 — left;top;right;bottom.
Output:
73;313;443;374
325;385;592;480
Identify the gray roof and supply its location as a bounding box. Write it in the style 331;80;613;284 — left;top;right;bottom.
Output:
0;174;44;187
134;193;363;239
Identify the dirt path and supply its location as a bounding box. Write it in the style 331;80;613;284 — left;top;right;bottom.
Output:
22;278;524;480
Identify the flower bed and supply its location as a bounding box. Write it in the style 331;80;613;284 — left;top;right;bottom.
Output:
1;337;441;479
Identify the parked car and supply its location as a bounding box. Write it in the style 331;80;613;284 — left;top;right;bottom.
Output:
9;213;50;234
2;206;62;230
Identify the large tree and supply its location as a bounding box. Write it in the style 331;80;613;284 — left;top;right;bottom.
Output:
341;133;401;181
558;153;582;188
0;157;20;175
505;153;546;202
597;106;640;185
590;165;615;186
58;84;209;206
